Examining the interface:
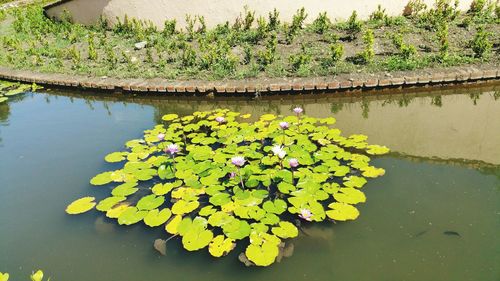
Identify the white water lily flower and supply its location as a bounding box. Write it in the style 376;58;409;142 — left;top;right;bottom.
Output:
271;145;286;159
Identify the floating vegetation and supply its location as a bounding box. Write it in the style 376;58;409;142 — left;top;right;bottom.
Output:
67;108;389;266
0;270;45;281
0;80;41;103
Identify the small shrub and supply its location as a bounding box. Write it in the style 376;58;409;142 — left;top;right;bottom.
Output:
243;44;252;64
436;22;449;59
197;16;206;34
403;0;427;17
163;19;177;37
470;25;492;58
257;33;277;68
244;7;255;30
268;9;280;31
291;8;308;30
185;15;196;41
311;12;331;34
392;34;416;59
370;5;388;22
68;45;81;65
322;43;344;67
181;45;197;67
289;45;312;73
87;33;98;61
469;0;487;15
358;29;375;64
104;44;117;66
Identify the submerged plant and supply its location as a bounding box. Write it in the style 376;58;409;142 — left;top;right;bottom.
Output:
67;109;389;266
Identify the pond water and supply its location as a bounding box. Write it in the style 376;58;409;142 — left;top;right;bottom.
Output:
1;84;499;281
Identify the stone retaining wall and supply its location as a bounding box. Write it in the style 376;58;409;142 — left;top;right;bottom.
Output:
0;66;498;95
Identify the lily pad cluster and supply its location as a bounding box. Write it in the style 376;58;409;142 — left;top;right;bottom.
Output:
67;109;389;266
0;80;41;103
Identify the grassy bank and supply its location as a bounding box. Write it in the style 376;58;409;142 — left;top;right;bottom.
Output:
0;0;498;81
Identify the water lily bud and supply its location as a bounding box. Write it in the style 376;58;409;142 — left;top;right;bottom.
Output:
229;172;236;179
279;121;289;129
231;156;246;167
289;158;299;168
157;133;165;141
293;107;303;114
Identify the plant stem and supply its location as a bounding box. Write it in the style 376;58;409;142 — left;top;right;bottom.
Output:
238;167;245;190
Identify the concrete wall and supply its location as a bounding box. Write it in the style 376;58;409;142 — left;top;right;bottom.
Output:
45;0;475;29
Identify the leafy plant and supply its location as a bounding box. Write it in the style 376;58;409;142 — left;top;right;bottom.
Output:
403;0;427;17
353;29;375;64
311;12;331;34
322;43;344;67
370;5;388;22
436;22;449;59
67;109;389;267
470;25;492;58
289;45;312;73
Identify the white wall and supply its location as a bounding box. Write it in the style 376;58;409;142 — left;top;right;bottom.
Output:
46;0;475;29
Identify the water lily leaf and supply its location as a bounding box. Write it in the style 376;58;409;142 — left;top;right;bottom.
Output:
262;199;287;214
209;235;236;257
222;219;251;240
320;117;336;125
30;270;43;281
361;166;386;178
334;188;366;204
162;114;179;121
260;114;276;121
245;239;280;266
332;165;350;177
137;195;165;211
182;228;213;251
165;215;183;234
240;114;251;119
111;182;139;196
0;272;9;281
144;208;172;227
271;221;299;239
66;197;96;214
153;239;167;256
106;204;129;218
105;152;127;163
152;180;182;195
326;203;360;221
96;196;126;212
366;145;390;155
277;182;295;194
199;205;217;217
0;97;8;103
343;176;367;188
172;200;200;215
209;192;231;206
90;172;113;185
118;207;147;225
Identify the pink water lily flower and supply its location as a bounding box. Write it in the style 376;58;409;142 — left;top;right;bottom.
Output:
231;156;246;167
279;121;289;129
157;133;165;141
165;144;179;155
293;107;303;114
215;116;226;123
299;209;313;221
289;158;299;168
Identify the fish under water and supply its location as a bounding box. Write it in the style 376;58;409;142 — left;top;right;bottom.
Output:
443;230;461;237
413;230;428;238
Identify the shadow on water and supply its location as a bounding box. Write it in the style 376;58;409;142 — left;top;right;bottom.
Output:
0;82;499;281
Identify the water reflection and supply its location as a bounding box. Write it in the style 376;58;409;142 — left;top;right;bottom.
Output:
36;83;500;165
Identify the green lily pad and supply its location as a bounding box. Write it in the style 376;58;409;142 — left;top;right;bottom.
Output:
326;203;360;221
111;182;139;196
0;272;9;281
137;194;165;211
96;196;127;211
118;207;147;225
66;197;96;214
271;221;299;239
162;114;179;121
333;188;366;204
105;152;127;163
90;172;113;185
209;235;236;257
172;200;200;215
144;208;172;227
